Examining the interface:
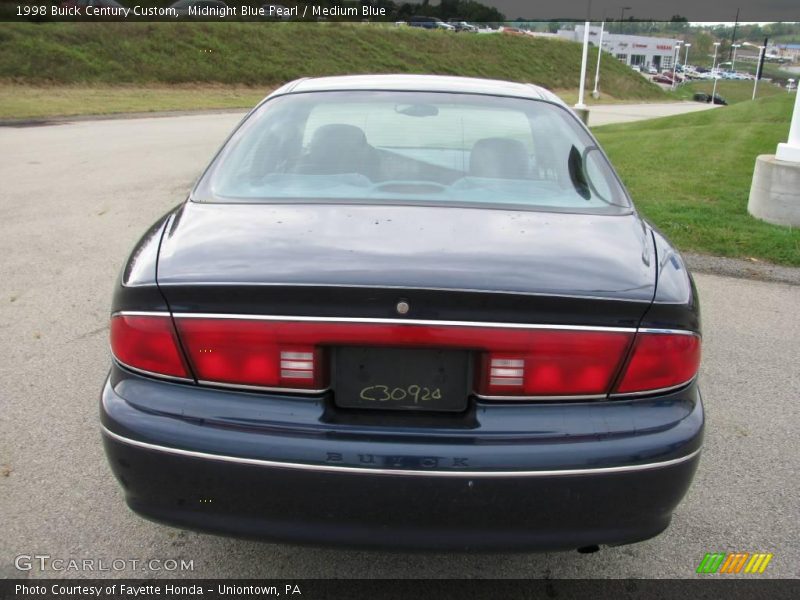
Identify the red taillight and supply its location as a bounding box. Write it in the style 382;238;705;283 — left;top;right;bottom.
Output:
114;314;700;399
476;332;633;397
110;315;189;379
174;319;328;390
615;332;701;394
174;318;633;397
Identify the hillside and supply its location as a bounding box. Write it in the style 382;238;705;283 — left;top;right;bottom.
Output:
594;94;800;266
0;22;664;100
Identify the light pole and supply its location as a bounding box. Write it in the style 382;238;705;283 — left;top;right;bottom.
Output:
731;43;741;72
592;21;605;98
711;42;721;104
683;43;692;79
671;41;682;90
619;5;631;29
576;22;592;110
752;45;765;101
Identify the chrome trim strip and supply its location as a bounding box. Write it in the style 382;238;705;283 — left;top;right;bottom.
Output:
172;313;638;333
475;393;607;401
100;426;701;478
197;379;329;395
609;376;697;399
112;357;195;384
638;328;700;337
112;311;700;338
155;280;651;304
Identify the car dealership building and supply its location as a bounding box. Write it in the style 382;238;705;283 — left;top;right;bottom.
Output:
558;25;681;71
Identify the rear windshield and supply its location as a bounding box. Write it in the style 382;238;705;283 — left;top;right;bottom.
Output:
194;90;631;213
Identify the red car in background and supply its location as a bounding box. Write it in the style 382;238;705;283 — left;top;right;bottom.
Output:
653;73;683;85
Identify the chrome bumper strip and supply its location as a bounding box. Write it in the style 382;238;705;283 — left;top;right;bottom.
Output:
101;425;701;478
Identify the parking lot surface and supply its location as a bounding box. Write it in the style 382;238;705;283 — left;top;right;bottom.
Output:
0;113;797;579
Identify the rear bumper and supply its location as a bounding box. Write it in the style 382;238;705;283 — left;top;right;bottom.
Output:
101;365;703;551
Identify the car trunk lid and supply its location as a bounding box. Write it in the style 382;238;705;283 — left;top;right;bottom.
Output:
157;201;656;305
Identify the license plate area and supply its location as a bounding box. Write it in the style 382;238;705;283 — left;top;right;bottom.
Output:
333;347;470;412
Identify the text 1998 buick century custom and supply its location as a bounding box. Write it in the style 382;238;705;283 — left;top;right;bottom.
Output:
101;75;702;551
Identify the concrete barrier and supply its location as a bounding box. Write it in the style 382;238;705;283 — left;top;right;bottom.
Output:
573;107;589;125
747;155;800;227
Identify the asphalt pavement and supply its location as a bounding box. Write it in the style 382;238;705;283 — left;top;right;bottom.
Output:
587;101;717;126
0;110;797;579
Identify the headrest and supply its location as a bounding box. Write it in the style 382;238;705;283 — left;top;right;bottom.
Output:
469;137;529;179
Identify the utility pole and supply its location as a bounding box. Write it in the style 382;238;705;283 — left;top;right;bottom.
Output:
758;36;769;81
729;8;739;61
619;6;631;34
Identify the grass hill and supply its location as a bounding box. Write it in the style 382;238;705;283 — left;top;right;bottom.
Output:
595;93;800;266
0;22;664;100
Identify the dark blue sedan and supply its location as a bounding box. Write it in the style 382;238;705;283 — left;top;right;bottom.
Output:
101;75;703;551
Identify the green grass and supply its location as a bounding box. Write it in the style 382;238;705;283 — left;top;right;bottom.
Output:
0;82;646;120
594;94;800;266
673;80;786;104
0;22;664;97
0;83;268;119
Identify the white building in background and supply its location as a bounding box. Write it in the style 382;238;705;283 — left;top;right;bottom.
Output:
558;25;680;71
770;43;800;63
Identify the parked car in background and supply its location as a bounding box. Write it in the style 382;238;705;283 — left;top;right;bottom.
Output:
408;16;443;29
693;92;728;105
653;74;682;85
647;66;658;75
102;74;703;552
448;20;478;32
631;65;642;73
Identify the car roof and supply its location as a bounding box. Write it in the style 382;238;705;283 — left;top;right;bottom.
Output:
267;74;566;106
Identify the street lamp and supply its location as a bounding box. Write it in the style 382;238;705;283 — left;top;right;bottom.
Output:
711;42;721;104
752;45;766;101
575;22;592;110
683;43;692;77
671;41;682;90
592;21;606;98
731;43;741;72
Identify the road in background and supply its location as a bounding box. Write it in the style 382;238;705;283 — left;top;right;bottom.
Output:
0;112;796;579
587;102;717;126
